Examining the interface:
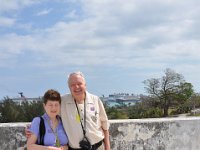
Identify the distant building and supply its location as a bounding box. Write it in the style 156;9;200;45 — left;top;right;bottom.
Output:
4;92;43;105
12;97;42;105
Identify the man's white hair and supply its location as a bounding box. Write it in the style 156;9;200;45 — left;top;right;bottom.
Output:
67;71;86;85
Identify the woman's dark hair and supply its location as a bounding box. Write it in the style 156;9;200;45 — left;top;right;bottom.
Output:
43;89;61;104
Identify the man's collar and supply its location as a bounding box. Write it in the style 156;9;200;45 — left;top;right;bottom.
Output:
85;91;93;104
72;91;93;104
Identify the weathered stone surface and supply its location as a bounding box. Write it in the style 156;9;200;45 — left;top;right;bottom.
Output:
109;117;200;150
0;123;30;150
1;117;200;150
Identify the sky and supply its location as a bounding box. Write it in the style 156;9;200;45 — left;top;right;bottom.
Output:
1;0;200;99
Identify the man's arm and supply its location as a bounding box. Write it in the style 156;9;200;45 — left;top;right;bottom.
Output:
103;129;110;150
97;97;110;150
25;124;32;138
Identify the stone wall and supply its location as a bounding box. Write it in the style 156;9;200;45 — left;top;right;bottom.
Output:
0;122;29;150
1;117;200;150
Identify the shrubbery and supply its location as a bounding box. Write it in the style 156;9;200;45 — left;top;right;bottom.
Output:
0;97;44;123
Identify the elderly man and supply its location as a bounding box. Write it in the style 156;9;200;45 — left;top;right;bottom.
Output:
61;71;110;150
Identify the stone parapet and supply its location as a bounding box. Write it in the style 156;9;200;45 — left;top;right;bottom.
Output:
1;117;200;150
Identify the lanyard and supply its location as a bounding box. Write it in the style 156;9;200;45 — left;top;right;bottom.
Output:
74;99;87;136
47;118;61;147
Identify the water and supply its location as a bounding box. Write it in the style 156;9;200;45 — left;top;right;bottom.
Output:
106;101;136;107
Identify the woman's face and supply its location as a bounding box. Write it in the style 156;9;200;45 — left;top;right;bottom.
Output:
43;100;60;118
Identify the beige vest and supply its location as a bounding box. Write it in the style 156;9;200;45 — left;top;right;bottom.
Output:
61;91;110;148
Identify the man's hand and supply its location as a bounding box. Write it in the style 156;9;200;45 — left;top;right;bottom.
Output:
25;124;32;139
60;145;68;150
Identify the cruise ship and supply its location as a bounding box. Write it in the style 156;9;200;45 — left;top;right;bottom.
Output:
101;93;141;107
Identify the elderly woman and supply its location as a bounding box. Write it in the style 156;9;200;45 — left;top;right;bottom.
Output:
27;89;68;150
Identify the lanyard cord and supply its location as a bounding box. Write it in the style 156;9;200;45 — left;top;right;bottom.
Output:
74;99;86;136
47;117;61;147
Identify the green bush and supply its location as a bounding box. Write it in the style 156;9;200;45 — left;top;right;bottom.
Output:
0;97;43;123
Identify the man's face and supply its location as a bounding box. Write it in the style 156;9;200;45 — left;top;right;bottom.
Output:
68;74;86;100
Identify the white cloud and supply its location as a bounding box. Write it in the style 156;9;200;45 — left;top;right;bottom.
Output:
64;10;78;19
36;8;52;16
1;0;200;97
0;17;15;27
1;0;200;71
0;0;39;13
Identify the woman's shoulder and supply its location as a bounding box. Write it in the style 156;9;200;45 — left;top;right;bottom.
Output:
30;116;44;129
31;116;41;123
28;116;43;136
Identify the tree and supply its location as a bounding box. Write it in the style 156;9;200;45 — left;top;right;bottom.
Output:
0;97;23;122
143;68;194;117
21;100;44;122
107;107;128;119
189;93;200;110
128;96;163;119
0;97;43;122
